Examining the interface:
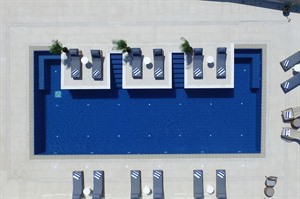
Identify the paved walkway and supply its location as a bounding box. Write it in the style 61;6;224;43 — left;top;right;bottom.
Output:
1;0;299;198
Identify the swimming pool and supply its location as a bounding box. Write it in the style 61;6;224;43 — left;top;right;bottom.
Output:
33;49;262;155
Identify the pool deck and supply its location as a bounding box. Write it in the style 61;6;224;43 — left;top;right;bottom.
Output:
1;0;300;199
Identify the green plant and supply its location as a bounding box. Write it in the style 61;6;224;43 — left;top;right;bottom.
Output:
112;39;131;53
49;40;64;55
180;37;193;54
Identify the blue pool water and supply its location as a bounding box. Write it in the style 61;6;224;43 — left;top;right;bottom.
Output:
34;49;262;155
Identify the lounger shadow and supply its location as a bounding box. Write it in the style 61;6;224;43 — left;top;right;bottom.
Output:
72;171;84;199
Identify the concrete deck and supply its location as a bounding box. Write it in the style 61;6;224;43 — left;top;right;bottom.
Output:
1;0;300;199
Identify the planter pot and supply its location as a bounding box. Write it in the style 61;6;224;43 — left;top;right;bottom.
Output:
123;52;131;64
185;52;193;68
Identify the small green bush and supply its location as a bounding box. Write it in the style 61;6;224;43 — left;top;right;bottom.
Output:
180;37;193;54
112;39;131;53
49;40;63;55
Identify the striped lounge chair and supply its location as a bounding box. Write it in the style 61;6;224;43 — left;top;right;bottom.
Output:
91;50;103;80
280;51;300;71
216;169;227;199
216;48;227;79
153;48;164;79
69;49;81;79
92;170;104;199
280;73;300;93
72;171;84;199
193;170;204;199
153;170;164;199
281;127;300;143
281;106;300;121
131;48;142;79
131;170;141;199
193;48;204;79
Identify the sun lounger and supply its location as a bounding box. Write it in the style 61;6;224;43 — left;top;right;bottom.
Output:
216;169;227;199
153;170;164;199
72;171;84;199
265;176;278;187
216;48;227;79
193;48;204;79
280;51;300;71
281;107;300;121
193;170;204;199
131;170;141;199
69;49;81;79
280;73;300;93
131;48;142;79
281;127;300;142
153;48;164;79
92;170;104;199
91;50;103;80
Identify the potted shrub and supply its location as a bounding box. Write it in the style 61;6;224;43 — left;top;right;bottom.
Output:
49;40;69;55
180;37;193;54
113;39;132;63
180;37;193;66
112;39;131;53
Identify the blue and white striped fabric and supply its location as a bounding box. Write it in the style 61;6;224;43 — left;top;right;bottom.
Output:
93;70;100;78
94;171;102;180
194;170;203;179
283;59;290;68
73;171;81;180
194;68;202;77
133;68;141;76
155;68;163;77
72;69;79;77
283;81;290;90
153;170;162;179
131;170;140;179
284;110;292;119
217;67;226;76
217;170;226;179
